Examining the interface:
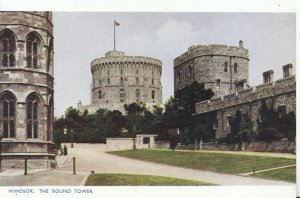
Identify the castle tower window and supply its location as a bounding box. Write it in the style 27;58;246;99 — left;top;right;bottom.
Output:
188;65;193;77
98;90;102;99
99;79;102;86
108;70;110;75
152;90;155;99
120;89;125;102
136;70;139;75
234;63;238;73
224;62;228;72
120;77;123;84
107;78;110;84
152;78;154;85
136;89;140;98
26;32;40;69
26;93;40;139
1;92;16;138
216;79;221;89
47;39;53;72
121;69;123;74
177;70;181;82
0;29;16;67
136;78;139;84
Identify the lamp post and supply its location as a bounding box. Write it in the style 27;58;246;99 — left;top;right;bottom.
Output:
64;125;74;148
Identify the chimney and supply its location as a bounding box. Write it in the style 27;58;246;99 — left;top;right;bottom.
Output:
263;70;274;84
239;40;243;48
282;64;293;78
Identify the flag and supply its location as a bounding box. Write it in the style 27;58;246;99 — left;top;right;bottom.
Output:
114;20;120;26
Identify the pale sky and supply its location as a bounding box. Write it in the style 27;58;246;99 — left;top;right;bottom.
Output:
53;12;296;117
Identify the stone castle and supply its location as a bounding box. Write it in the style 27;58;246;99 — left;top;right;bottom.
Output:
173;41;296;139
174;41;249;97
0;12;56;168
78;50;163;114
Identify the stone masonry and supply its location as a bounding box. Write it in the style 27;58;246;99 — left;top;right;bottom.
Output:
174;41;249;98
0;12;56;169
195;64;296;138
78;50;163;114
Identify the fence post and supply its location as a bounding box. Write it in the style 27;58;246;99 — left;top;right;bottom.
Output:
24;157;28;175
73;157;76;175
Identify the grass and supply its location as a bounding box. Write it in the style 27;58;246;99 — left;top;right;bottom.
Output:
85;173;212;186
109;149;296;175
253;166;296;183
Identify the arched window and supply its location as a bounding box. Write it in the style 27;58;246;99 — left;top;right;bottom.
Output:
136;70;139;75
152;78;154;85
224;62;228;72
0;29;16;67
1;92;16;138
47;39;53;72
107;78;110;84
26;32;40;68
234;63;238;73
216;79;221;89
120;77;123;84
121;69;123;74
136;78;139;84
189;65;193;76
152;90;155;100
136;89;140;98
107;70;110;75
26;93;40;139
98;90;102;99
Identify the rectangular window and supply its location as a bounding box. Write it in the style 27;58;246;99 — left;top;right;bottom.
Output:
3;121;8;138
34;122;38;138
27;123;32;138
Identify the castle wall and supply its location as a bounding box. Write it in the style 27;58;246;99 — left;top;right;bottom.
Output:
174;43;249;98
195;75;296;138
0;11;56;169
79;50;163;114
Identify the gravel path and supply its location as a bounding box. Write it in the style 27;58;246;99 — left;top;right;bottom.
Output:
59;143;294;185
0;143;294;186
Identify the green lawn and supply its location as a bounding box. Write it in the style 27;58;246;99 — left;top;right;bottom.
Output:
85;173;212;186
109;150;296;175
253;167;296;183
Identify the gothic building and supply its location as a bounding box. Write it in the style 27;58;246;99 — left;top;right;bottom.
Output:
0;12;56;169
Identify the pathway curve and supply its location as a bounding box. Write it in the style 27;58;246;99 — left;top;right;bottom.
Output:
58;143;294;185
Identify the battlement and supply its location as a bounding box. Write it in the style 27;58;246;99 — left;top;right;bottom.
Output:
195;74;295;114
174;42;249;67
91;51;162;71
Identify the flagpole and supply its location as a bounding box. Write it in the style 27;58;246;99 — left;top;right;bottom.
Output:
114;22;116;51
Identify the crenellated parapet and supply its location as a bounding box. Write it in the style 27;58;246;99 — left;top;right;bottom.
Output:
91;50;162;73
174;44;249;67
196;75;296;114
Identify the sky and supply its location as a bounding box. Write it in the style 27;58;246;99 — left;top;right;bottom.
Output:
53;12;296;117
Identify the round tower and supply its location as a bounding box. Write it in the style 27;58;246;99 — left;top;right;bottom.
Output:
0;12;55;169
84;50;162;114
174;41;249;97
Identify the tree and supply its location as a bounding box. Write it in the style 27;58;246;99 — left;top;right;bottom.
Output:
162;81;214;144
238;113;254;150
256;100;282;142
280;111;296;142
